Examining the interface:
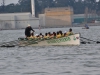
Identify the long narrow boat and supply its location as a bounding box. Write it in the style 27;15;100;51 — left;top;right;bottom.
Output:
19;33;80;46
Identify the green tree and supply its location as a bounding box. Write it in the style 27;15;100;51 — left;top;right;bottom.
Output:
0;0;100;15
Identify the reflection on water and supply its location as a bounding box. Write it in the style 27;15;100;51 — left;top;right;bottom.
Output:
0;26;100;75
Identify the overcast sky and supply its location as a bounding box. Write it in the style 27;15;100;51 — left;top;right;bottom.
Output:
0;0;19;5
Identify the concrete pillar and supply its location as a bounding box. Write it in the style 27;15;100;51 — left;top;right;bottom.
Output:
31;0;35;17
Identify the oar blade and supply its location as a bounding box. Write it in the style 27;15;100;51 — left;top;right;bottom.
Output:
81;41;86;44
96;41;100;44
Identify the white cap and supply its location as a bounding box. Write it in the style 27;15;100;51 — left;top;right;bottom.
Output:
28;24;31;27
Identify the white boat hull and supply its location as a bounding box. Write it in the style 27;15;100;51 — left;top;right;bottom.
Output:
19;34;80;46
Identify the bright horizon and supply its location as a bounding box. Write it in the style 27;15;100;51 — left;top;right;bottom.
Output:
0;0;19;5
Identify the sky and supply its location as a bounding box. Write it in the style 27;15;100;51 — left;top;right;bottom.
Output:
0;0;19;5
96;0;99;2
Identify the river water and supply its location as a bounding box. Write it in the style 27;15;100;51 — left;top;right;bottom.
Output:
0;26;100;75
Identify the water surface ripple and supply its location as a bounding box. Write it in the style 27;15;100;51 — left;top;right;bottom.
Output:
0;26;100;75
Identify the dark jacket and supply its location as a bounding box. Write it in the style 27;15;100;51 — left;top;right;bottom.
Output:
25;27;35;37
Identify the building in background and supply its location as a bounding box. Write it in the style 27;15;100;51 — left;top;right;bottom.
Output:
0;13;39;30
73;14;98;24
39;7;73;28
0;0;39;30
73;14;85;24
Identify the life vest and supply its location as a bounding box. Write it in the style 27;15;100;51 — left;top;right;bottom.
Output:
44;35;49;39
56;34;61;38
30;36;35;39
67;32;73;35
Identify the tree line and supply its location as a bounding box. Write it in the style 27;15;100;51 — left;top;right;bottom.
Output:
0;0;100;17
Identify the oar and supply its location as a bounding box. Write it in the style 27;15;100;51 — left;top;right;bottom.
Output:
0;40;19;44
0;40;19;47
80;39;92;44
81;37;100;44
81;41;86;44
19;38;44;47
19;39;38;47
0;44;15;47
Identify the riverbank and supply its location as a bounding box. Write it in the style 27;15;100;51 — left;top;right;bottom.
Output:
0;23;100;30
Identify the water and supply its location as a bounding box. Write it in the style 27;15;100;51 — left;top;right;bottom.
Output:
0;26;100;75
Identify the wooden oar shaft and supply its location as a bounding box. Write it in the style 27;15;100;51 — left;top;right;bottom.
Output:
0;40;20;47
81;37;100;44
81;37;96;42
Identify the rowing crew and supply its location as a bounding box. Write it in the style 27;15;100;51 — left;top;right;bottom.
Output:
25;24;74;40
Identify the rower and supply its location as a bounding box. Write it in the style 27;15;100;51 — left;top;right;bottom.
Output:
66;28;74;36
85;24;89;29
56;31;61;38
25;24;35;38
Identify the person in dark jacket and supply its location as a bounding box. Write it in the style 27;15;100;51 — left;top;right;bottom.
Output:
25;24;35;37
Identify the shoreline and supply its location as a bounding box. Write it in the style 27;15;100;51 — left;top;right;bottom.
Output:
0;23;100;30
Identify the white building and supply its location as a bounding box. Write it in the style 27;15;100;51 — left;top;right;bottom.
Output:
0;13;39;29
0;0;39;30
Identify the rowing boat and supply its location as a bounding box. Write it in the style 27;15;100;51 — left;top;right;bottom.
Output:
19;33;80;46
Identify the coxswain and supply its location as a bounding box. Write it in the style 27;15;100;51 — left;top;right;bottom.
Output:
25;24;35;38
